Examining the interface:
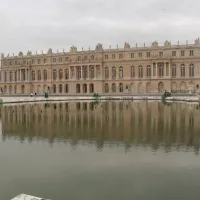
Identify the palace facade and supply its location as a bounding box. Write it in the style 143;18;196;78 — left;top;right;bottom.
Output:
1;39;200;95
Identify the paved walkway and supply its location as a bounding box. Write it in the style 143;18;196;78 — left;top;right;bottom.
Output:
0;95;199;104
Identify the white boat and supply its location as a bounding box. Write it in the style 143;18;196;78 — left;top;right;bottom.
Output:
11;193;51;200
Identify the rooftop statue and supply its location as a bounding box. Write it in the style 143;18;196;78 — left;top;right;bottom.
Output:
47;48;52;54
1;53;4;58
152;41;158;47
164;40;171;47
195;38;200;45
70;45;77;52
18;51;23;57
124;42;130;49
27;51;32;56
95;43;103;51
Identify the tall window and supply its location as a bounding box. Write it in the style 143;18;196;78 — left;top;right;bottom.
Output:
10;72;13;82
138;52;142;58
37;70;41;80
180;64;185;77
32;71;35;81
112;54;115;59
131;53;134;58
172;51;176;56
105;55;108;59
146;52;150;57
112;66;116;79
190;50;194;56
138;66;143;78
15;71;17;81
65;84;69;93
172;64;176;77
44;70;47;81
146;65;151;77
38;59;40;64
112;83;116;93
130;66;135;78
181;51;185;56
65;69;69;80
105;83;109;93
53;85;56;93
91;55;94;60
90;66;94;79
189;64;194;77
158;65;164;77
59;57;62;63
119;66;123;79
77;67;81;79
59;84;62;93
105;67;109;79
119;83;123;93
83;66;88;79
4;72;7;82
59;69;63;80
53;70;57;80
119;54;123;59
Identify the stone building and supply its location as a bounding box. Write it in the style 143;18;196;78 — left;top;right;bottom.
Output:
1;39;200;95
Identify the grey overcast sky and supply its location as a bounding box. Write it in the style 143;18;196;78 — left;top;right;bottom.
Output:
1;0;200;54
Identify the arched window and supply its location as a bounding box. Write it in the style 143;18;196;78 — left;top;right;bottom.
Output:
32;71;35;81
172;64;176;77
138;66;143;78
10;71;13;82
65;69;69;80
105;83;109;93
119;66;123;79
83;84;87;93
59;84;62;93
158;64;164;77
146;65;151;77
9;85;12;94
105;67;109;79
59;69;63;80
189;64;194;77
76;84;80;93
90;66;94;79
53;70;57;80
65;84;69;93
112;83;116;93
4;72;7;82
44;70;47;81
91;55;94;60
112;66;116;79
119;83;123;93
53;85;56;93
89;83;94;93
180;64;185;77
37;70;41;80
130;66;135;78
4;86;7;93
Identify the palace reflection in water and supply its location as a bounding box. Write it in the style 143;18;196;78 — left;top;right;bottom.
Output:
1;101;200;154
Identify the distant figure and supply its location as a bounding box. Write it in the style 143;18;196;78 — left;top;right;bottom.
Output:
35;92;37;96
31;93;33;97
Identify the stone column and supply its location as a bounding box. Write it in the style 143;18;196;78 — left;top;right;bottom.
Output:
169;62;171;77
94;65;96;79
151;63;154;78
20;69;21;81
164;62;166;77
87;65;89;79
156;63;158;77
69;67;71;79
81;66;83;80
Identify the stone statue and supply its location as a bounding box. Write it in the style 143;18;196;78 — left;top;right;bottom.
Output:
152;41;158;47
47;48;52;54
124;42;130;49
7;54;9;57
195;38;200;45
27;51;32;56
1;53;4;58
18;51;23;57
164;40;171;47
70;45;77;53
95;43;103;51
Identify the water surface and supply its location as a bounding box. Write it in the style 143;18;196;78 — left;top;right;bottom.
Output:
1;101;200;200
